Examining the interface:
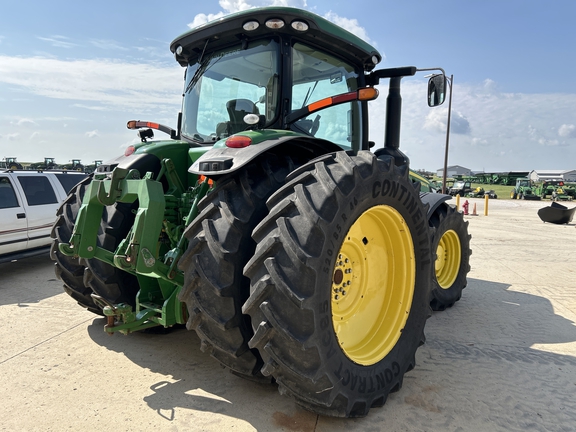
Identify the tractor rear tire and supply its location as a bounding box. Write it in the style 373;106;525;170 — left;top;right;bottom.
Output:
243;151;432;417
429;204;471;311
51;175;101;315
178;153;302;380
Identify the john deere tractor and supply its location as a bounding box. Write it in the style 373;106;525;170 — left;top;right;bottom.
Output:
510;177;540;200
52;7;470;418
1;157;23;170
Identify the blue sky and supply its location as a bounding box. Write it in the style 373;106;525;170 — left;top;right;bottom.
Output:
1;0;575;172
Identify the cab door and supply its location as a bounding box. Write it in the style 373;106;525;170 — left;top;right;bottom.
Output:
0;175;28;255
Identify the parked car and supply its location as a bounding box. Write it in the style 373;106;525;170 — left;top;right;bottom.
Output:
0;169;89;263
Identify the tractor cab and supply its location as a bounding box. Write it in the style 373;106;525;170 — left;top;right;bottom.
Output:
171;8;380;153
169;7;446;172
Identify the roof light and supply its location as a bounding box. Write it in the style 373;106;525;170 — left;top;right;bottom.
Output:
265;19;285;29
291;20;309;32
175;45;183;55
371;55;380;65
243;20;259;31
225;135;252;148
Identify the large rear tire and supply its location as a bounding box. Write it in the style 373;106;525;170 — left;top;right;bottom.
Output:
178;153;301;379
51;177;140;311
243;151;432;417
429;204;471;311
51;176;101;314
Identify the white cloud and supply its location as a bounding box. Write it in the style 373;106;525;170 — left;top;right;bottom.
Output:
37;35;77;49
423;109;470;135
1;133;20;141
90;39;129;51
85;130;99;138
323;11;374;46
0;55;182;111
558;124;576;138
13;118;38;126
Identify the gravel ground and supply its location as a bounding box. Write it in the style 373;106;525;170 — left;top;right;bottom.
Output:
1;197;575;431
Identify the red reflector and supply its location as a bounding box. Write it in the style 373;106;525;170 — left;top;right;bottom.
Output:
225;136;252;148
124;145;136;156
332;92;357;104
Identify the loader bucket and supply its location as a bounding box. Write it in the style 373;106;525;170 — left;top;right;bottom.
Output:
537;202;576;225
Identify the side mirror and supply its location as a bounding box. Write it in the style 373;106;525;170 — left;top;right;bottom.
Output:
428;74;447;107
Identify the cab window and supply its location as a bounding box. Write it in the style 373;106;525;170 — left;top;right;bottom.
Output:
291;42;361;147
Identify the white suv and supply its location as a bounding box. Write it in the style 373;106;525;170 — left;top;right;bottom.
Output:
0;170;89;263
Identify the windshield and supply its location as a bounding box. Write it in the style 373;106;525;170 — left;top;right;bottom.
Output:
291;42;361;147
181;39;280;142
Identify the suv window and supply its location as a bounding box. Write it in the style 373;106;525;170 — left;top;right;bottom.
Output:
0;178;19;209
55;173;88;194
17;175;57;206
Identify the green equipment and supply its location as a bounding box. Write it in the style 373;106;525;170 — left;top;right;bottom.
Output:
84;160;102;174
1;157;23;170
52;7;471;418
510;177;540;200
465;187;497;199
29;157;58;170
59;159;85;171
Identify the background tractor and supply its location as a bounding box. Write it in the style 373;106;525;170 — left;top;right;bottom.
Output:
52;7;471;418
29;157;59;170
510;177;540;200
1;157;23;170
59;159;85;171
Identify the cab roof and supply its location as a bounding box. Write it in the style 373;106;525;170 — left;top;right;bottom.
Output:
170;7;382;71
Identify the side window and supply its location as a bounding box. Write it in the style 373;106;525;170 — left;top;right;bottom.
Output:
0;177;20;209
55;174;88;194
291;42;361;147
17;176;58;206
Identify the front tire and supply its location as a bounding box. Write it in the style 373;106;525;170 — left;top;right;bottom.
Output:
243;151;432;417
429;204;471;311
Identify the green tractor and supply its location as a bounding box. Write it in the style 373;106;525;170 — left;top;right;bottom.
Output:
84;160;103;174
29;157;58;170
59;159;85;171
510;177;540;200
1;157;23;170
52;7;471;418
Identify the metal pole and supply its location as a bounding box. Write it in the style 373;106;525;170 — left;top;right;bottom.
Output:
442;74;453;194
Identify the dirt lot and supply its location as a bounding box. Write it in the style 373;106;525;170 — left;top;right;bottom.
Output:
1;198;575;431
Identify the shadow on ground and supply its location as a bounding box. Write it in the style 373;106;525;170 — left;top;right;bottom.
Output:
84;277;576;430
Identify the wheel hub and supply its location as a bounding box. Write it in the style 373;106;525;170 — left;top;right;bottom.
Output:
435;229;461;289
331;205;415;366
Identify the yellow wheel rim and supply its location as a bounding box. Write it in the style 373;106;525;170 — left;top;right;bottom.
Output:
435;229;461;289
331;205;415;366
